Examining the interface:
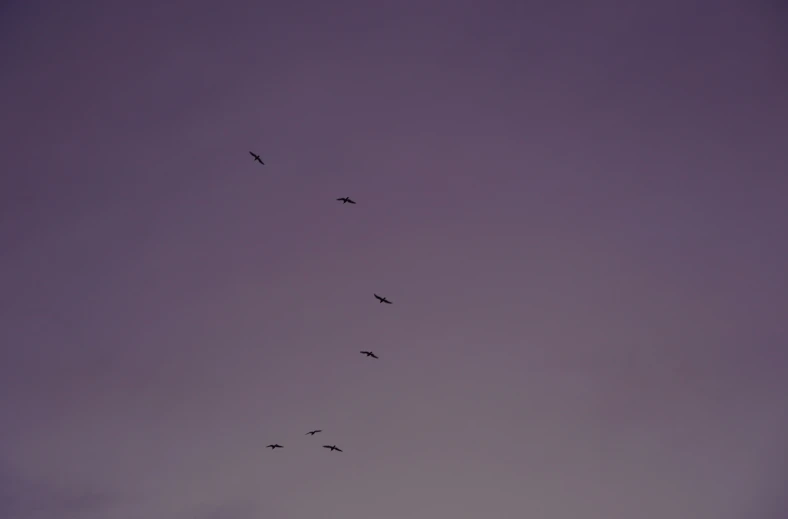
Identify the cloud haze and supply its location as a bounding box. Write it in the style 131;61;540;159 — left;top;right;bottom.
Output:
1;0;786;518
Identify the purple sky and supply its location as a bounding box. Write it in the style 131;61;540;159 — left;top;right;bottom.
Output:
1;1;787;518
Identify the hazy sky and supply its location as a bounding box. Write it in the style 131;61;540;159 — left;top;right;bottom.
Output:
1;1;787;518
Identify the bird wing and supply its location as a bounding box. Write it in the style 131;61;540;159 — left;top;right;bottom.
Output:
348;199;356;204
383;299;392;304
371;353;379;358
374;294;382;300
323;445;332;449
335;447;343;452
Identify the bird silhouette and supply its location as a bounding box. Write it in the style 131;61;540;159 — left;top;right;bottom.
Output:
360;351;379;359
323;445;343;452
306;430;322;436
249;151;265;165
374;294;392;304
266;444;283;450
336;197;356;204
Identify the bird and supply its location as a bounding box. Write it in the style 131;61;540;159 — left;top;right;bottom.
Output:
266;444;283;450
336;197;356;204
306;430;322;436
323;445;343;452
374;294;392;304
249;151;264;165
360;351;379;359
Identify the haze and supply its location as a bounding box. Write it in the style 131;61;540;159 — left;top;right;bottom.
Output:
1;1;786;518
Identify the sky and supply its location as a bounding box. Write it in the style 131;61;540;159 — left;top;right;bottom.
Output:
1;0;787;518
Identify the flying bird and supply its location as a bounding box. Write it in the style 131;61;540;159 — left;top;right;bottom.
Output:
306;430;322;436
374;294;392;304
336;197;356;204
323;445;343;452
360;351;379;359
266;444;283;450
249;151;265;165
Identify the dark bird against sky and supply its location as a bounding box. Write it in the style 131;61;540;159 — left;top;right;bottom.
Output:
306;430;322;435
323;445;343;452
336;197;356;204
374;294;392;304
249;151;264;165
266;444;283;450
360;351;379;359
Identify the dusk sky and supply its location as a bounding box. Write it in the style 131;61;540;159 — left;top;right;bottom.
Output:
1;1;787;518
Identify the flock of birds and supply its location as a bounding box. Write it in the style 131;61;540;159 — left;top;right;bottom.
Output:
251;150;388;454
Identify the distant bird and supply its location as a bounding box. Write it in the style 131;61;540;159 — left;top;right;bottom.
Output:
266;444;283;450
249;151;265;165
336;197;356;204
323;445;343;452
306;430;322;436
360;351;379;359
374;294;392;304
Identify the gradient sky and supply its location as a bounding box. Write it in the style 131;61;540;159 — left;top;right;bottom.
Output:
1;1;787;518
